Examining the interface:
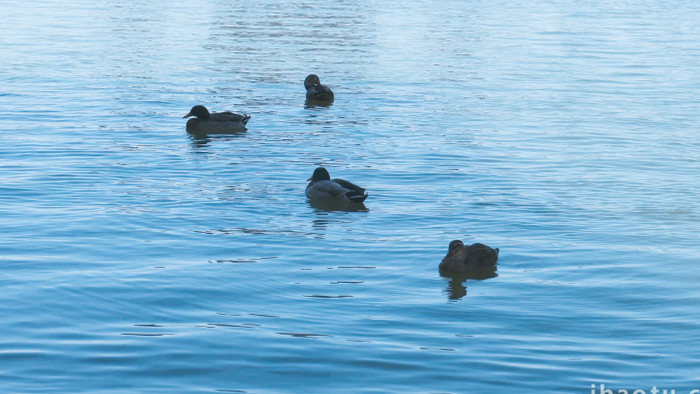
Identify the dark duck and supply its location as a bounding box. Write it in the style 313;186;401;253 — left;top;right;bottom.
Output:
439;240;499;273
304;74;334;103
183;105;250;134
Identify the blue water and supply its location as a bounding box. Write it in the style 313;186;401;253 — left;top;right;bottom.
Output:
2;0;700;392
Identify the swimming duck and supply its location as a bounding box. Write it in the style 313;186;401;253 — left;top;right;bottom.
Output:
304;74;334;103
439;241;499;273
306;167;368;204
183;105;250;133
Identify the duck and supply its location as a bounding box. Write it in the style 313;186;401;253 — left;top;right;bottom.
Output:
439;240;499;273
306;167;368;204
183;105;250;133
304;74;334;103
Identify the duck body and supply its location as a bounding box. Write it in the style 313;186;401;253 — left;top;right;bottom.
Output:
304;74;334;103
183;105;250;134
439;240;499;273
305;167;367;204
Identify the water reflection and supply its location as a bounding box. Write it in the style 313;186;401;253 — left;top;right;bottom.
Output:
187;130;247;148
311;217;332;232
304;100;334;109
440;270;498;301
308;204;369;239
310;206;368;236
307;199;369;212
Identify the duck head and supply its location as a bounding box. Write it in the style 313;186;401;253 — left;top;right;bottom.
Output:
307;167;331;182
184;105;210;120
304;74;321;90
443;240;467;263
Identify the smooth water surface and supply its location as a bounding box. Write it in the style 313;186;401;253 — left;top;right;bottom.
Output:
2;0;700;392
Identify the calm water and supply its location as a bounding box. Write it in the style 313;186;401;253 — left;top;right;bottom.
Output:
2;0;700;392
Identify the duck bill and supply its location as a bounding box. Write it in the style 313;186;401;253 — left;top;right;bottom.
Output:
183;112;193;118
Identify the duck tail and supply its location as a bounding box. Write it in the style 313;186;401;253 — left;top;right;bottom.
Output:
241;114;251;125
346;192;368;203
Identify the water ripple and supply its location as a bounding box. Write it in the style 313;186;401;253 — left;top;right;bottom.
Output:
2;0;700;392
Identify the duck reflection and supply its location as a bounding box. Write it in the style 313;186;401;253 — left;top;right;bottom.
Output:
305;100;334;109
187;129;246;149
309;203;368;236
308;199;369;213
311;217;332;233
440;270;498;300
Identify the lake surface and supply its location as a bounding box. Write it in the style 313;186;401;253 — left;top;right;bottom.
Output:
2;0;699;392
